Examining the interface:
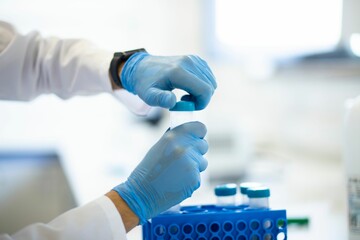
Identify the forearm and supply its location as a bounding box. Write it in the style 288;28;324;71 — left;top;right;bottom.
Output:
105;191;140;232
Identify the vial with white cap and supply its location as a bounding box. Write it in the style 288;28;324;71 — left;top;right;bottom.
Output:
239;182;263;206
214;183;237;206
247;186;270;209
169;100;195;129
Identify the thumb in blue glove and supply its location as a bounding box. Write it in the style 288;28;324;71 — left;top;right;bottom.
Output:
113;121;208;224
120;52;217;110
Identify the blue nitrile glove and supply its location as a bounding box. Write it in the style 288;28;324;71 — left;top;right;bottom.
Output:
120;52;217;110
113;122;208;224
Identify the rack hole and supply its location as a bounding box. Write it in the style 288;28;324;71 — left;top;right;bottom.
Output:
276;232;286;240
168;224;179;236
236;220;247;231
223;221;234;232
210;222;220;233
237;234;247;240
211;237;220;240
154;225;166;237
276;219;286;229
263;219;273;230
250;234;260;240
182;224;194;235
196;223;207;234
264;233;274;240
250;220;260;230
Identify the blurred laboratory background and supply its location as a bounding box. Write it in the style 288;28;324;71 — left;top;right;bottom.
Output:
0;0;360;239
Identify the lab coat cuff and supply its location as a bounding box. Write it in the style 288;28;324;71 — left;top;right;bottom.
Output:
112;89;153;116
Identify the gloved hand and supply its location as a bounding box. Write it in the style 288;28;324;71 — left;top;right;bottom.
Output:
113;122;208;224
120;52;217;110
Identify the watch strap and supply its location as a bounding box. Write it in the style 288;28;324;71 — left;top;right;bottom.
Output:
109;48;146;88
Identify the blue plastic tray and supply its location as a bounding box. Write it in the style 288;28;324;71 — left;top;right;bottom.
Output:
142;205;287;240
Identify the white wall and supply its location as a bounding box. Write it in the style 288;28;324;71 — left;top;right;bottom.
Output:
0;0;203;55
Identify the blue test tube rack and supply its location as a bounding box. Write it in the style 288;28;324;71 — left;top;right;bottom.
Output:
142;204;287;240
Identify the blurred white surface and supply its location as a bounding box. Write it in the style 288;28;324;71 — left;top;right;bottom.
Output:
127;151;348;239
1;0;360;238
0;94;164;205
214;0;342;58
0;61;359;239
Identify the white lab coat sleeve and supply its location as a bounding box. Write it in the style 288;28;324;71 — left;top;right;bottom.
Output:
0;196;127;240
0;21;113;100
0;21;151;115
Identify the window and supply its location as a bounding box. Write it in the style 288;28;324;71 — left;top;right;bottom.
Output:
210;0;343;59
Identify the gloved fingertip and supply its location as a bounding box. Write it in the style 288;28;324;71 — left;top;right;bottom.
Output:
194;100;208;111
199;139;209;154
159;91;176;109
145;89;176;109
194;93;213;110
199;159;208;172
180;121;207;138
180;94;195;102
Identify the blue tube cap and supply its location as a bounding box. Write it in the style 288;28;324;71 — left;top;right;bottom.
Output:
169;101;195;111
247;187;270;198
239;182;263;194
214;183;237;196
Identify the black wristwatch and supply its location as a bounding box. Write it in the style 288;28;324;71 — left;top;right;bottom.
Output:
109;48;147;88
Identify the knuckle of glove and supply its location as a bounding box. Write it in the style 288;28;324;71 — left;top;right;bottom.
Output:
180;55;195;66
167;65;183;78
163;131;178;145
163;133;188;155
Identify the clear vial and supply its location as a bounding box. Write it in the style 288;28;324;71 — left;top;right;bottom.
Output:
247;186;270;209
239;182;263;206
214;183;237;206
166;100;195;213
169;100;195;129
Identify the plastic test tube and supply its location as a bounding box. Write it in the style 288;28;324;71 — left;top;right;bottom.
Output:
169;100;195;129
214;183;237;206
246;186;270;209
166;100;195;212
239;182;263;206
